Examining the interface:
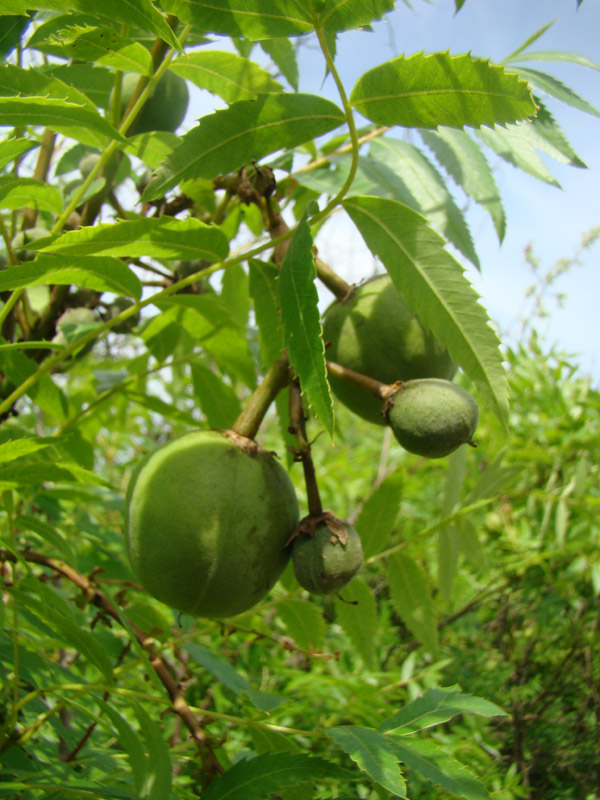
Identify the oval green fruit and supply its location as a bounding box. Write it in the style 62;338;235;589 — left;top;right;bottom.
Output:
292;521;364;595
322;275;456;425
118;70;189;135
105;296;140;333
125;430;299;618
386;378;479;459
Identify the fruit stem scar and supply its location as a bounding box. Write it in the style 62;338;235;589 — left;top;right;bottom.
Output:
231;350;291;440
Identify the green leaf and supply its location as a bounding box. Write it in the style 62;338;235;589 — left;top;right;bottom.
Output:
368;138;480;268
0;96;126;147
159;0;314;40
342;195;509;428
142;94;345;201
277;597;326;651
351;52;536;129
334;576;378;669
388;737;490;800
202;753;354;800
512;66;600;117
1;345;68;421
47;23;153;74
317;0;395;33
221;263;250;328
419;127;506;242
502;20;555;63
191;363;242;430
170;50;282;102
278;213;333;435
124;130;180;170
0;177;61;214
185;643;287;713
260;37;299;90
475;123;561;187
327;726;407;798
133;703;172;800
386;552;438;655
0;256;143;300
0;137;38;169
40;217;229;261
507;49;600;72
354;471;402;559
379;687;506;734
0;437;51;463
519;101;587;167
14;513;76;565
0;14;29;59
96;699;148;798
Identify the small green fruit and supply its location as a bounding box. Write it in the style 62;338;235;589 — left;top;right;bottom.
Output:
125;430;299;618
11;227;50;261
78;152;101;178
386;378;479;459
292;518;364;595
105;296;140;333
322;275;456;425
117;71;189;135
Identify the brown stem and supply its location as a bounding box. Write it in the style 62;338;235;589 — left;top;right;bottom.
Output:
0;548;212;755
288;380;323;516
326;359;398;399
231;350;291;440
314;257;354;300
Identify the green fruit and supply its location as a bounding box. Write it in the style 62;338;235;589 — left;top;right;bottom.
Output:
125;430;299;618
11;227;50;261
322;275;456;425
386;378;479;459
118;71;189;135
105;296;140;333
292;520;364;595
78;152;101;178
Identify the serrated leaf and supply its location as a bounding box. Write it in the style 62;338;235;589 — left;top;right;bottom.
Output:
0;256;142;299
368;138;480;268
191;363;242;429
40;217;229;261
317;0;395;33
327;726;407;798
124;130;180;169
342;195;509;428
0;137;39;170
96;699;148;797
202;753;353;800
475;123;561;186
185;643;286;713
260;37;298;90
354;471;402;559
462;449;522;505
170;50;282;103
0;96;126;147
221;263;250;328
277;597;326;651
48;24;153;74
419;127;506;242
387;552;438;655
142;94;345;201
519;100;587;167
507;49;600;72
0;437;51;463
334;576;378;669
159;0;314;40
388;737;490;800
379;686;506;734
278;213;333;434
512;66;600;117
351;52;536;129
14;513;76;565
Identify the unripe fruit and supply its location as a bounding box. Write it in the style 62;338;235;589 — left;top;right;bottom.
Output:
117;71;189;135
11;227;50;262
386;378;479;459
125;430;299;618
292;519;364;595
78;152;101;178
322;275;456;425
105;296;140;333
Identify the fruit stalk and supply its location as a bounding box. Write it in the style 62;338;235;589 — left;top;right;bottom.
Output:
314;257;353;301
288;380;323;517
326;359;400;400
231;350;291;440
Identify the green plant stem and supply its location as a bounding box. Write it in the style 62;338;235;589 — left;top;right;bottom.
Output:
311;21;360;223
314;256;353;300
231;350;291;439
326;359;397;400
295;126;389;177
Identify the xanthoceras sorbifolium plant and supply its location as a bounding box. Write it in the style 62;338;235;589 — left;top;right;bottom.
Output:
323;274;456;425
386;378;479;458
124;429;299;618
292;515;364;595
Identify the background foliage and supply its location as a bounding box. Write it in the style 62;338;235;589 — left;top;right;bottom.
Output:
0;1;598;798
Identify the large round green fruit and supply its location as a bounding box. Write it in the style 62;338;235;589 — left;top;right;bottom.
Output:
322;275;456;425
119;70;189;135
386;378;479;459
124;430;299;618
292;520;363;595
